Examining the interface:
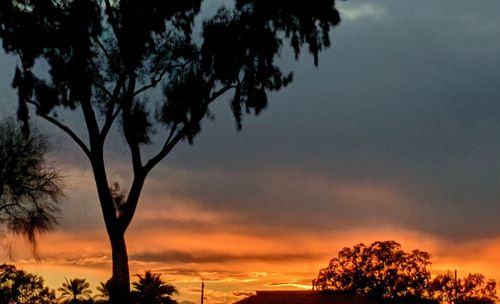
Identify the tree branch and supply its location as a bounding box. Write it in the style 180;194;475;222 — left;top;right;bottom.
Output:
100;75;126;143
100;105;122;142
142;83;237;174
133;61;192;97
25;100;91;158
143;128;185;174
118;173;145;232
0;203;19;212
93;82;113;100
80;95;101;153
93;37;114;64
209;83;238;102
122;73;143;174
122;81;238;228
103;0;121;43
164;124;178;147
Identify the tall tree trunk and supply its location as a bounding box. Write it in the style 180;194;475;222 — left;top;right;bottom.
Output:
90;155;132;304
107;230;130;304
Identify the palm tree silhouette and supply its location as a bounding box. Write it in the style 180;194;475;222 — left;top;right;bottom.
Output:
57;278;93;304
131;271;178;304
94;282;110;304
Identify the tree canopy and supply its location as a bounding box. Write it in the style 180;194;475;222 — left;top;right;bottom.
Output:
0;1;341;302
0;118;62;254
0;264;56;304
429;272;497;304
315;241;431;300
315;241;498;304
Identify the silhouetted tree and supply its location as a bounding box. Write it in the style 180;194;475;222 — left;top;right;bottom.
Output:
58;278;93;304
429;272;497;304
0;1;340;302
315;241;431;301
0;264;56;304
94;282;110;304
131;271;177;304
0;118;62;255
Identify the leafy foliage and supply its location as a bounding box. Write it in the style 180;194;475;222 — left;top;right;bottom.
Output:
429;272;497;304
0;118;62;254
0;264;56;304
0;0;340;142
315;241;498;304
315;241;431;300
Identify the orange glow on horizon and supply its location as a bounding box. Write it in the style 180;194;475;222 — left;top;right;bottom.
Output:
2;167;499;303
4;225;500;304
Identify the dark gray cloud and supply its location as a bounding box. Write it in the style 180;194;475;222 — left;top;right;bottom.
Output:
152;0;500;240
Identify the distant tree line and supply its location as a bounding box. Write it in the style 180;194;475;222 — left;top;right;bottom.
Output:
0;264;176;304
315;241;498;304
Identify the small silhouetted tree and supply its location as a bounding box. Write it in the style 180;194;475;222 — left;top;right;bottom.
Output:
0;264;56;304
94;282;110;304
315;241;432;301
0;1;340;302
131;271;177;304
0;118;62;255
58;278;93;304
429;272;497;304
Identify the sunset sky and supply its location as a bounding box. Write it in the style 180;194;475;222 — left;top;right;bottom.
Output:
1;1;500;303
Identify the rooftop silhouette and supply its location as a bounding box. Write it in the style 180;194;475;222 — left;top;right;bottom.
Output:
234;290;377;304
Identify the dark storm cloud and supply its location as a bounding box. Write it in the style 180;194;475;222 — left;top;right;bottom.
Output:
150;0;500;240
167;0;500;179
